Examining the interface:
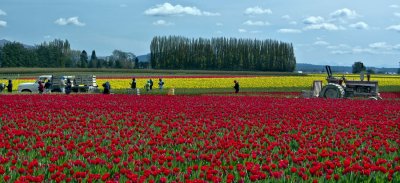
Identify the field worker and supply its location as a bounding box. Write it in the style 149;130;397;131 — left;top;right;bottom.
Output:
360;71;364;81
0;83;5;92
158;78;164;90
102;81;111;94
60;76;66;93
38;81;44;94
44;79;52;93
7;80;13;93
65;78;72;94
149;79;154;90
233;80;239;93
145;80;151;92
130;78;136;89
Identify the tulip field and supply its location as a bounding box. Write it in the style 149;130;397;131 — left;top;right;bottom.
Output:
0;93;399;182
0;72;399;182
2;74;400;93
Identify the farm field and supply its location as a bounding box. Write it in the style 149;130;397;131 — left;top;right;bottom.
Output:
1;74;400;93
0;94;399;182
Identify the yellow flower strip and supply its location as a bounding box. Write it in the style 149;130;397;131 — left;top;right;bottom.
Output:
97;75;400;89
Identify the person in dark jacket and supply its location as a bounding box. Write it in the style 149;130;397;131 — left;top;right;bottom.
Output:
7;80;13;93
149;79;153;90
65;78;72;94
103;81;111;94
44;79;52;93
130;78;136;89
233;80;239;93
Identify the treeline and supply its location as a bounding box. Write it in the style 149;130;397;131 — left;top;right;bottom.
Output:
0;39;140;69
150;36;296;72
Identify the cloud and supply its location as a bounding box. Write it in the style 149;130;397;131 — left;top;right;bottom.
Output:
120;4;127;8
277;29;302;33
244;6;272;16
153;20;173;26
349;21;369;30
328;44;349;49
331;50;351;55
303;16;324;24
0;9;6;16
331;47;374;55
144;3;219;16
329;42;400;55
203;12;220;16
243;20;270;26
369;42;391;49
216;22;223;26
0;20;6;27
394;12;400;17
389;4;399;8
250;30;262;34
304;23;341;31
386;24;400;32
282;15;291;20
327;44;351;50
330;8;359;19
238;29;247;33
369;42;400;51
351;47;374;54
289;21;298;25
314;41;329;45
55;17;85;26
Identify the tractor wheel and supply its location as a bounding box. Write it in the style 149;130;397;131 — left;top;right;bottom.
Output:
320;83;344;99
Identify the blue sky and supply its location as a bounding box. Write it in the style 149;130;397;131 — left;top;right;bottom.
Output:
1;0;400;68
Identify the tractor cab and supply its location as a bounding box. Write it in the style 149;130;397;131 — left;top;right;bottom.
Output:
325;65;345;86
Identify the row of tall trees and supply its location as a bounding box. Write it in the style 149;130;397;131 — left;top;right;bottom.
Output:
150;36;296;71
0;39;137;69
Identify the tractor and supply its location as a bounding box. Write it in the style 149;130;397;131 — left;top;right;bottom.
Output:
318;65;381;99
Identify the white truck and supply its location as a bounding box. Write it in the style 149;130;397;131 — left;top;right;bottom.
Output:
18;75;99;93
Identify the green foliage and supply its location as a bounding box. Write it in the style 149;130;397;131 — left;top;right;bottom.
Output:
89;50;97;68
111;50;135;69
134;57;139;69
0;39;137;69
352;61;366;74
0;42;35;67
150;36;296;72
80;50;88;68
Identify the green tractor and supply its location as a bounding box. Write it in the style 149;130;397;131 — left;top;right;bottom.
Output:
319;65;381;99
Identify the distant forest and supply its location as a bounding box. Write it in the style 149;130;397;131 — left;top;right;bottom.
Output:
150;36;296;72
0;36;297;72
0;39;141;69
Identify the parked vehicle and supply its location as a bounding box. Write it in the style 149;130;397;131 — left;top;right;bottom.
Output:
18;75;99;93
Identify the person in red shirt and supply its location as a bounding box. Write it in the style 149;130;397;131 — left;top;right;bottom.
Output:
38;81;44;94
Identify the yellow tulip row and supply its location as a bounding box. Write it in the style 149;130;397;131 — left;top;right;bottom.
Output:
1;74;399;91
96;74;400;89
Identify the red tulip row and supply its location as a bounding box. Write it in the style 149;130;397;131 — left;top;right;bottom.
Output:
0;94;399;182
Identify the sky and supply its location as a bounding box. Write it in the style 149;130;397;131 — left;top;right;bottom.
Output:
1;0;400;68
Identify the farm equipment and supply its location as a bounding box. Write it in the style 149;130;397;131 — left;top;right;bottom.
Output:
303;65;381;99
